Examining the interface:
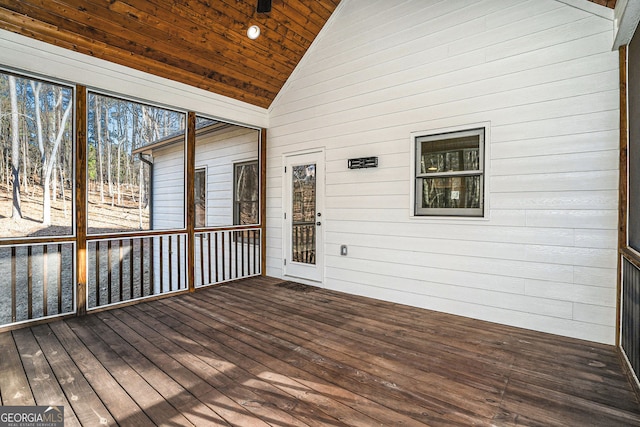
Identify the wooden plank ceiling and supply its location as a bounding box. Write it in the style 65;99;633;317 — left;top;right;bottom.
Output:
0;0;615;109
0;0;340;108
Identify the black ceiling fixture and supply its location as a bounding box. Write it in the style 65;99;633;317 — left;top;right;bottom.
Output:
257;0;272;13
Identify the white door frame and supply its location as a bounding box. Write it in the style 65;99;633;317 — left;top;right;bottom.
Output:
282;149;325;285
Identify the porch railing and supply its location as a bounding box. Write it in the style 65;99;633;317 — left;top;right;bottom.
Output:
194;227;261;287
0;242;75;326
1;226;262;329
87;233;188;310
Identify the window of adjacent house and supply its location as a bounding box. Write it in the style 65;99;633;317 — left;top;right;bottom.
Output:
195;168;206;228
233;161;259;225
414;128;484;217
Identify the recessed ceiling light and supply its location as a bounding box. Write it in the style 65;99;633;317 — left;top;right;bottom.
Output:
247;25;261;40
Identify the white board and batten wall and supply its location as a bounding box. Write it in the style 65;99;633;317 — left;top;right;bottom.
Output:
267;0;620;344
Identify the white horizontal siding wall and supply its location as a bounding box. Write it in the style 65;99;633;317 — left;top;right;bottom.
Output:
267;0;619;344
195;127;259;227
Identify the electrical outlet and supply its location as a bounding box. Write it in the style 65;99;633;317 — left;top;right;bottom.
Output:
340;245;348;256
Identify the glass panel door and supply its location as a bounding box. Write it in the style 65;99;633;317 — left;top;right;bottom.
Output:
284;151;323;283
291;163;316;264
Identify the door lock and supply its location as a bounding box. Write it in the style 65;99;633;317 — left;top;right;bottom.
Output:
316;221;322;226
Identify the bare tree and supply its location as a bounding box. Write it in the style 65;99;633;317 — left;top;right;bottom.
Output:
105;101;113;205
8;75;21;219
96;96;105;203
41;88;72;225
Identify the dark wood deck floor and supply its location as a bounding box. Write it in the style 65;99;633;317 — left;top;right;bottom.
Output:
1;276;639;426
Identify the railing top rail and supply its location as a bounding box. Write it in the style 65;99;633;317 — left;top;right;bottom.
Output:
0;236;76;247
195;225;262;233
87;229;188;241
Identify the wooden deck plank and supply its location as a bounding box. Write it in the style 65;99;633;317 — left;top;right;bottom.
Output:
91;309;271;427
61;318;193;426
47;320;155;426
155;296;425;427
228;279;638;413
118;305;315;427
136;298;394;427
304;284;635;409
124;304;344;427
0;332;35;406
11;328;82;427
224;282;512;391
196;283;502;424
73;314;231;426
29;324;115;426
1;276;639;426
173;292;488;425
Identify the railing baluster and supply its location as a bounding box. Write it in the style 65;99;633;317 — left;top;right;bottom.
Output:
95;241;100;306
241;231;246;277
228;231;233;280
169;235;174;291
118;239;124;302
11;246;16;323
253;230;258;275
57;243;62;314
177;235;181;290
43;245;48;317
27;246;33;319
234;231;239;279
158;236;163;295
107;240;112;305
140;236;145;297
129;238;134;299
150;237;155;296
221;232;225;281
214;232;219;282
199;233;205;287
208;232;213;284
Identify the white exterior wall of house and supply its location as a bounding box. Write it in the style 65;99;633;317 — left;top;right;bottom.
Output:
267;0;620;344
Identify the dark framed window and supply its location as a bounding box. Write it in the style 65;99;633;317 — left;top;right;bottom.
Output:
195;168;206;228
414;128;484;217
233;161;258;225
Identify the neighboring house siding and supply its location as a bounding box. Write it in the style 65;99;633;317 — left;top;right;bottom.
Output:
267;0;619;344
152;142;186;230
151;127;259;229
196;127;259;227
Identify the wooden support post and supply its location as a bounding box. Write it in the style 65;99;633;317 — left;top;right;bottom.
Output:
76;85;87;316
260;128;267;276
618;45;629;346
186;112;196;292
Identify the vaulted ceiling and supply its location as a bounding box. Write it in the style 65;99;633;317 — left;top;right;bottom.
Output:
0;0;615;109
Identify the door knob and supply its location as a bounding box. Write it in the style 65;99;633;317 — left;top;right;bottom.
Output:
316;221;322;226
